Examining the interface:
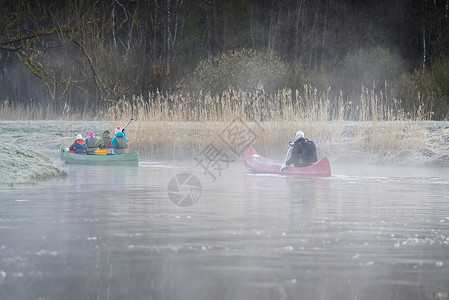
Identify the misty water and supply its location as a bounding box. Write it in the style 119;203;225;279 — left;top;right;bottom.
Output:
1;159;449;300
1;121;449;300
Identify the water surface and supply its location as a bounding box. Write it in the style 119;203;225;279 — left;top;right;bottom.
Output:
0;160;448;300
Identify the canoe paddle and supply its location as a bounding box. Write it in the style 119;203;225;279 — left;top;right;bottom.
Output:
122;118;134;132
280;144;293;175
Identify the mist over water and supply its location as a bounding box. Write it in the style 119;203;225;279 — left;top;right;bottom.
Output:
0;121;448;299
0;120;448;177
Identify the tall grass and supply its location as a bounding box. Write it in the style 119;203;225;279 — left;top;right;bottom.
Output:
0;100;86;121
0;86;429;160
105;85;428;160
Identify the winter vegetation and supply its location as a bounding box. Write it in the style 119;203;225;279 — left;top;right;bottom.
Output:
0;144;67;186
1;0;449;177
4;87;446;167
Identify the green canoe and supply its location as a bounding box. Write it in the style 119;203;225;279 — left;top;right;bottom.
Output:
60;148;138;165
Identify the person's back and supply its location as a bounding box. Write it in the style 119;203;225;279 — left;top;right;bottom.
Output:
97;130;113;149
298;138;318;164
282;131;317;170
69;134;87;154
111;126;129;154
86;131;99;153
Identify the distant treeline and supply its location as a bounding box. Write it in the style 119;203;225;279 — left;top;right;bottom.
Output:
1;0;449;119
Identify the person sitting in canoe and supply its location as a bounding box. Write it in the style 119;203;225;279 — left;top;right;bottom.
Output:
281;131;318;171
69;134;87;154
97;130;113;150
111;126;129;154
86;131;99;153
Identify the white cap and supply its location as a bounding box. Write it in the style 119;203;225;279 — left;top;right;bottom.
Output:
76;134;83;139
295;131;304;141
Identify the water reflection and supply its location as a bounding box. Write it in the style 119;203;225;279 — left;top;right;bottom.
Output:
0;162;448;299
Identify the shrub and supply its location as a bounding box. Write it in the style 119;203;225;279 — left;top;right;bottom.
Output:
333;46;406;100
394;57;449;119
300;71;330;92
176;48;289;95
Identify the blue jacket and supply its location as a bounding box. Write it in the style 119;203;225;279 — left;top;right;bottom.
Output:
69;139;87;154
111;132;129;147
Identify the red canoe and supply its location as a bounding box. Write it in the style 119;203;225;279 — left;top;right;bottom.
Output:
244;146;331;176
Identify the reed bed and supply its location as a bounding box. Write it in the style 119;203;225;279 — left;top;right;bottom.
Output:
1;86;430;161
109;85;428;161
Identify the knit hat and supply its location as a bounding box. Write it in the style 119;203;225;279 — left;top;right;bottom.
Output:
295;131;304;141
76;134;83;139
115;126;122;134
89;131;95;137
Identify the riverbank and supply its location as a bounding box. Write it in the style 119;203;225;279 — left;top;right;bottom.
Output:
0;144;67;186
0;119;448;186
0;120;447;185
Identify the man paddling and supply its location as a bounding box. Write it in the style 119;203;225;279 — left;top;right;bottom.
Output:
281;131;318;172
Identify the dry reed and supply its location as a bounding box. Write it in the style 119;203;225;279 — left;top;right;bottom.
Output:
0;85;429;161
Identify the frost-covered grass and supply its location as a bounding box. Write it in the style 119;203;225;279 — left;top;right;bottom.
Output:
0;145;67;186
0;120;115;186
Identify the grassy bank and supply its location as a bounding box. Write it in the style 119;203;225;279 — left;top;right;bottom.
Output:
1;86;432;162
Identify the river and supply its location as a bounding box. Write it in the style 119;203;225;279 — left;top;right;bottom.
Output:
1;158;448;300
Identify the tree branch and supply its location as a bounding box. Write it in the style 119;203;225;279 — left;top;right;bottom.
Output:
0;20;99;48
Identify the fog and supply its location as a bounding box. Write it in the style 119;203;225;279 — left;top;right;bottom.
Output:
2;2;449;298
1;150;449;299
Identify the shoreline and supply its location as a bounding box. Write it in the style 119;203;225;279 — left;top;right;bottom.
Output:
1;119;448;166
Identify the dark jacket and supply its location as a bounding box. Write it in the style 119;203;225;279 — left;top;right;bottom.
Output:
69;139;87;154
286;138;305;167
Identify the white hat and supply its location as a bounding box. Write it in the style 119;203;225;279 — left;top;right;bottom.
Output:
295;131;304;141
115;126;121;134
76;134;83;139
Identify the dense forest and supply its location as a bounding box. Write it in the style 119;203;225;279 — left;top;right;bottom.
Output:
1;0;449;118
